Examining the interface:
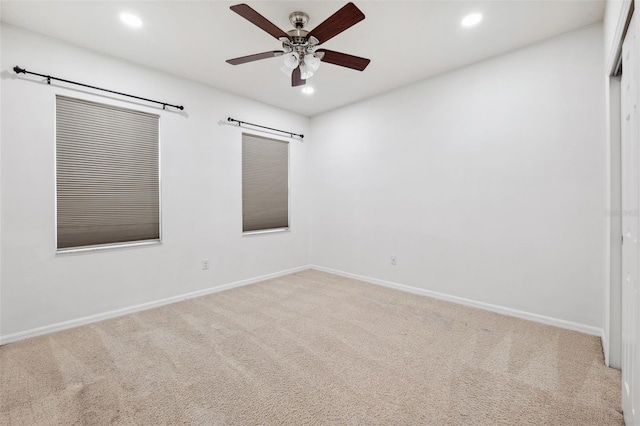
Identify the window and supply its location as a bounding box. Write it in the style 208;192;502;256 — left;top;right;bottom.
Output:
242;133;289;233
56;95;160;250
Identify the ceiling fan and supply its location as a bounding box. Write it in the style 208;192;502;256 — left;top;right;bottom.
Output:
226;2;371;87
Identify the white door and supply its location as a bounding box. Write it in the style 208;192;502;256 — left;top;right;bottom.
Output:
621;13;640;426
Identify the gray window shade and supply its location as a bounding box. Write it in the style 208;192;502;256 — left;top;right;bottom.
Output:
242;133;289;232
56;95;160;249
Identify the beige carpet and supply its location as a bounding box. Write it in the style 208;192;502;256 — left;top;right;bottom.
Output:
0;270;623;425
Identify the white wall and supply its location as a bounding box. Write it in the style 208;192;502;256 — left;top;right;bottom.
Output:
310;24;606;329
0;22;609;340
0;25;311;338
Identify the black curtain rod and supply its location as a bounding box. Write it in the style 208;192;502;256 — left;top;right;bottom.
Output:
13;66;184;111
228;117;303;139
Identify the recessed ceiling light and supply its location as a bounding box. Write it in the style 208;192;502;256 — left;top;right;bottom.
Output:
120;13;143;28
461;13;482;27
302;87;315;95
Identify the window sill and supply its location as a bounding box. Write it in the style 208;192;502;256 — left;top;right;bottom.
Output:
56;240;161;255
243;227;290;236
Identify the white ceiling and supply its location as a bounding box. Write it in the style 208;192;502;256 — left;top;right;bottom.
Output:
1;1;605;117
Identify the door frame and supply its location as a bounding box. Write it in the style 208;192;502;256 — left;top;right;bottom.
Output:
605;0;634;369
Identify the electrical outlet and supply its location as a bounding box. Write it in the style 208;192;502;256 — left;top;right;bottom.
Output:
390;255;397;265
202;259;210;270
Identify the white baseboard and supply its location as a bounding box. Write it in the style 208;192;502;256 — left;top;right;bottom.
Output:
310;265;603;337
2;264;604;345
0;265;310;346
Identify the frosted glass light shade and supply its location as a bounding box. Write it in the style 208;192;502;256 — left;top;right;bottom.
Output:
282;52;300;70
306;55;321;73
300;63;314;80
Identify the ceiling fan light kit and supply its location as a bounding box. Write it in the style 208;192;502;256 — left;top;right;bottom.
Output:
226;2;371;87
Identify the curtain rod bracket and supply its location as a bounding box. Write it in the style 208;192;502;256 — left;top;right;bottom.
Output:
13;65;185;111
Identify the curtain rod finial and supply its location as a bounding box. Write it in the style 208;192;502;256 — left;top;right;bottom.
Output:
13;66;26;74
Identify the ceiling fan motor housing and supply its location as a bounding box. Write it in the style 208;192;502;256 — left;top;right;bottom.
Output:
286;11;316;51
287;28;309;45
280;12;319;60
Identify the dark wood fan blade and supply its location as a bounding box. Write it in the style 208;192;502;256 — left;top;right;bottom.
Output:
292;67;306;87
317;49;370;71
230;4;290;40
307;2;365;44
226;51;283;65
